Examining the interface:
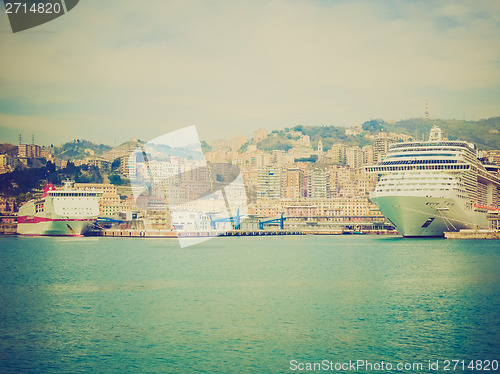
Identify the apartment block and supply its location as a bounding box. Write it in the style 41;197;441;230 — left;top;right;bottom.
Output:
0;154;14;174
373;136;395;163
307;168;330;199
74;183;121;217
328;143;347;165
251;197;383;218
346;146;363;169
282;168;305;199
257;166;282;199
18;144;41;159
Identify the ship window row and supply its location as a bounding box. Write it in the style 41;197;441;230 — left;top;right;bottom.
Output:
386;153;457;158
390;147;467;153
378;187;451;192
380;182;453;186
380;177;454;182
391;141;472;149
62;207;93;210
380;159;458;165
382;175;454;180
53;192;100;197
368;164;469;172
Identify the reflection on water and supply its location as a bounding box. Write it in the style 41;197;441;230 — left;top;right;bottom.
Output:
1;236;499;373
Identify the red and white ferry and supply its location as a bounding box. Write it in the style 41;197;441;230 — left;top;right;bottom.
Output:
17;180;102;236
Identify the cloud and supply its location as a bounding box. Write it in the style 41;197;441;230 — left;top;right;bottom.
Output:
1;0;499;145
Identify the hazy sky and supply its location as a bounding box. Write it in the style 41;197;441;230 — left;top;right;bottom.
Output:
1;0;499;146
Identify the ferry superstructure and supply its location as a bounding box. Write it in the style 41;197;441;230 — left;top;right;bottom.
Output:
17;180;102;236
366;126;500;236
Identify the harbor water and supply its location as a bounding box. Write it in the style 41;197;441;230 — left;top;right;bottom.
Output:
0;236;499;373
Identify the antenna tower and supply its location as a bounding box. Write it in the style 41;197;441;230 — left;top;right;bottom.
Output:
18;133;22;145
424;97;430;120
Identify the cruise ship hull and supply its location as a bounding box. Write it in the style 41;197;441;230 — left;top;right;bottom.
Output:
370;195;484;237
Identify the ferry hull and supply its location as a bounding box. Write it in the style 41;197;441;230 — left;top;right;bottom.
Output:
370;195;485;237
17;219;95;236
16;181;102;237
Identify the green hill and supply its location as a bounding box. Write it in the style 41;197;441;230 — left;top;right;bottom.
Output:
0;162;103;197
242;117;500;152
0;143;18;157
55;139;112;161
384;117;500;150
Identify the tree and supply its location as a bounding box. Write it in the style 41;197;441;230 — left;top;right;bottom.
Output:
111;158;121;171
109;174;123;185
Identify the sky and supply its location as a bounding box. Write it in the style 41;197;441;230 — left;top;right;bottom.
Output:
0;0;499;146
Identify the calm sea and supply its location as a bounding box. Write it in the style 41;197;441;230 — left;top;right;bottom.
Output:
0;235;499;373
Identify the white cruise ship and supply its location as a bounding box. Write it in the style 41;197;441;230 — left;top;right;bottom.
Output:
366;126;500;237
17;180;102;236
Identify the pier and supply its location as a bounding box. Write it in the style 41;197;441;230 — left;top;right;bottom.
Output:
445;229;500;239
91;228;399;238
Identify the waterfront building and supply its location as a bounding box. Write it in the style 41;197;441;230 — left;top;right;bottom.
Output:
362;145;374;166
355;167;378;196
0;154;14;174
307;168;330;199
40;148;55;163
329;165;356;197
75;157;111;172
248;150;272;168
74;183;121;217
120;154;136;178
204;150;228;163
282;168;305;200
328;143;347;165
250;197;383;219
346;146;363;169
18;144;41;159
487;150;500;165
170;211;213;232
242;166;258;190
0;195;16;214
257;166;282;199
373;136;395;163
272;150;286;164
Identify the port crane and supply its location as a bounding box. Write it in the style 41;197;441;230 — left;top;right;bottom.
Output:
210;208;242;230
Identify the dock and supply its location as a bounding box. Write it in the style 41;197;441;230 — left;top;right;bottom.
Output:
98;229;305;238
445;229;500;239
93;228;399;238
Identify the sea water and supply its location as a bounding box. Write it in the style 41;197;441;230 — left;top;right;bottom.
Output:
0;235;499;373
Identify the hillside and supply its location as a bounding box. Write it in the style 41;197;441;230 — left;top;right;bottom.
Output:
240;124;370;153
384;117;500;150
55;139;112;161
0;162;103;197
239;117;500;152
0;143;18;157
